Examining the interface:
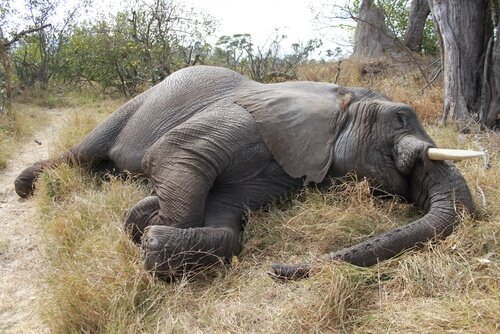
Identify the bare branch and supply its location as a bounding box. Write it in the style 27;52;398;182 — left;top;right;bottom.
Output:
421;66;441;91
1;24;51;48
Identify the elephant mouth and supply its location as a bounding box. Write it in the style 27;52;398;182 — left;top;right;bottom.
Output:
393;136;483;204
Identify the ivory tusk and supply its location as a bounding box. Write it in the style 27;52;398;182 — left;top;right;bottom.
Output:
428;148;485;161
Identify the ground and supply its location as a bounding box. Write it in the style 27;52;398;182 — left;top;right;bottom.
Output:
0;108;63;333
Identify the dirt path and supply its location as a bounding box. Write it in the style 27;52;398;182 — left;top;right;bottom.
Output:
0;109;64;333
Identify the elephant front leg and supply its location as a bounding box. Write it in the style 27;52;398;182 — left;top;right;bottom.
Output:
136;109;253;280
141;220;241;281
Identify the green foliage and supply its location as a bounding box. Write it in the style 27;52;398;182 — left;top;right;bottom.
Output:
420;16;439;54
42;171;62;199
5;0;215;96
13;36;44;88
316;0;438;55
3;0;322;96
379;0;410;38
211;33;321;82
378;0;438;54
54;0;215;96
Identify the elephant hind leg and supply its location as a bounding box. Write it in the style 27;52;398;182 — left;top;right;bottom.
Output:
15;159;52;198
124;196;160;243
14;151;74;198
15;142;117;198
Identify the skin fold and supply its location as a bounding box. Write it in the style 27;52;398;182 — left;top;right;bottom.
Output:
14;66;474;280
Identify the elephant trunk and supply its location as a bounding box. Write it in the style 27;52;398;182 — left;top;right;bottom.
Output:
326;147;474;266
271;143;474;278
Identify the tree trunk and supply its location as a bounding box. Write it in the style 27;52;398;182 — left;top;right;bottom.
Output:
351;0;396;59
479;1;500;128
428;0;494;127
404;0;430;52
0;48;12;114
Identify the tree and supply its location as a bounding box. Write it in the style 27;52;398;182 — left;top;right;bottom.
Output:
56;0;215;96
212;33;321;82
315;0;438;58
404;0;430;52
351;0;397;58
428;0;498;128
11;0;90;90
0;0;50;113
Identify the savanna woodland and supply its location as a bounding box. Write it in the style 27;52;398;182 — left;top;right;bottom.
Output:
0;0;498;333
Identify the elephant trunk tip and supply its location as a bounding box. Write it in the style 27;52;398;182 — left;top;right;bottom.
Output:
269;263;311;280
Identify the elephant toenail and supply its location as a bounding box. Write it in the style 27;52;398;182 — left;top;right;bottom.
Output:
147;237;161;250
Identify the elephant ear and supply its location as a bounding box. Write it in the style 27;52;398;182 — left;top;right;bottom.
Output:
235;82;353;184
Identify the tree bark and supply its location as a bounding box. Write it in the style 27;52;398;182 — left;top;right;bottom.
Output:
404;0;430;52
351;0;396;59
428;0;493;127
479;0;500;128
0;49;12;113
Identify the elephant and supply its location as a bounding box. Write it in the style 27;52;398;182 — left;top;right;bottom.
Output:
15;65;481;280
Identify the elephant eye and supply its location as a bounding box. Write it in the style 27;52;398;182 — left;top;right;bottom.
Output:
396;112;407;128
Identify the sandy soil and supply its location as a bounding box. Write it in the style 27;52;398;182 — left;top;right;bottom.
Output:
0;109;64;333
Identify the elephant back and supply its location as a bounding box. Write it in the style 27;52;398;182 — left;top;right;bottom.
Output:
108;66;245;171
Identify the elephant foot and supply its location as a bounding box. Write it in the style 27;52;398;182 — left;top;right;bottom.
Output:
14;160;52;198
269;263;311;280
141;225;239;281
124;196;160;243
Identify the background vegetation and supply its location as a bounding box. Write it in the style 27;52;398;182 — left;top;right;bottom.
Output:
1;0;322;101
0;0;498;332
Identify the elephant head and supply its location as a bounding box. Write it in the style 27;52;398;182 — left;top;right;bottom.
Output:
323;94;477;267
235;80;480;275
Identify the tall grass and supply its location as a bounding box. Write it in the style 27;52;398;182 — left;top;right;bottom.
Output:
33;62;499;333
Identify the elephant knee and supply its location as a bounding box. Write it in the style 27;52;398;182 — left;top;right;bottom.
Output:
124;196;160;243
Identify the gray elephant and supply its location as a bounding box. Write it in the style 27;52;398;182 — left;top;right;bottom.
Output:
15;66;480;280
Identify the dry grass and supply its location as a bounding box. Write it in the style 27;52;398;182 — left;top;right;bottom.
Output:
0;103;50;169
0;89;124;170
298;58;444;122
30;63;499;333
48;97;125;156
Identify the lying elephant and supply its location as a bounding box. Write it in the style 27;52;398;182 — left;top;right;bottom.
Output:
15;66;481;280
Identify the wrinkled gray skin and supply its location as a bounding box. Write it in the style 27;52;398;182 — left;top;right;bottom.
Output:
15;66;474;280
